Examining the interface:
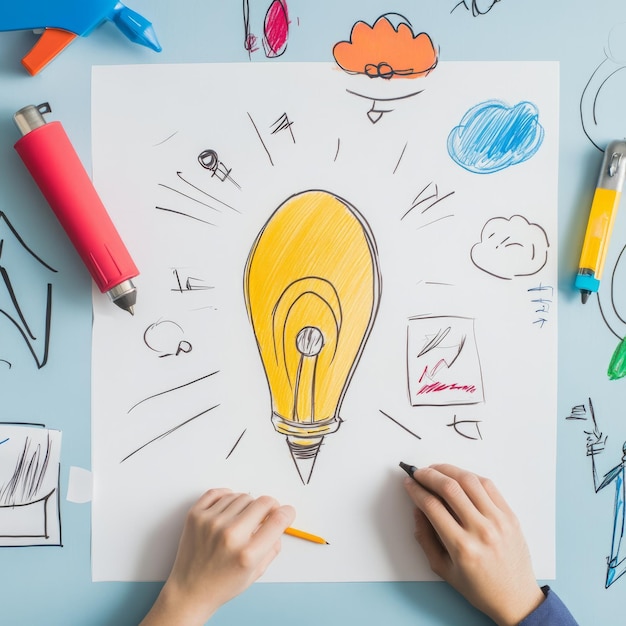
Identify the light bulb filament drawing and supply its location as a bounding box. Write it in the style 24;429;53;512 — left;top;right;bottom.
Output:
244;190;381;484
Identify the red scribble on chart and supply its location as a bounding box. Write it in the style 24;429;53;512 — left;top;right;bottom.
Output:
264;0;289;57
417;382;477;395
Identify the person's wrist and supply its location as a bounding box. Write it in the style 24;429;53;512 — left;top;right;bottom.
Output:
494;583;545;626
151;578;219;626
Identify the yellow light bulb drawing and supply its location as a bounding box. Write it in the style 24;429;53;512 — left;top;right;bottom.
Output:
244;190;381;484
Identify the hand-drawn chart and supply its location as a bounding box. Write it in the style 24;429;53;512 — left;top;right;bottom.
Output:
0;424;62;547
91;53;558;583
407;315;484;406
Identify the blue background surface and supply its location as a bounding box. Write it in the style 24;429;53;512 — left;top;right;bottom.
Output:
1;0;625;623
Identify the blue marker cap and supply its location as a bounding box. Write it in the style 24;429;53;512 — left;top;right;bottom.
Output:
110;2;162;52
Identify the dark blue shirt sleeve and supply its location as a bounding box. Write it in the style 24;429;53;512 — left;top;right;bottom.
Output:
518;586;579;626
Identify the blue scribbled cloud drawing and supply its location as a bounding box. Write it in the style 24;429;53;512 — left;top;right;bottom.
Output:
447;100;544;174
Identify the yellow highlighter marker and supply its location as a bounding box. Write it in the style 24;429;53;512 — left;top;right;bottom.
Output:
576;140;626;303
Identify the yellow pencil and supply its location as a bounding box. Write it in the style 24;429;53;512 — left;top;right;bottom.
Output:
284;526;329;545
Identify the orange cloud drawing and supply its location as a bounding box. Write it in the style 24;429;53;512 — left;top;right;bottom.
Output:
332;16;438;79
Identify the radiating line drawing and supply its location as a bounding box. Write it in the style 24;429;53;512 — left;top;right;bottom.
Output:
0;424;62;547
143;319;192;358
451;0;502;16
248;112;275;166
128;370;220;413
152;131;179;147
243;0;290;58
245;190;381;484
155;206;216;226
226;429;247;460
0;212;57;370
580;23;626;152
393;142;408;174
156;171;241;226
333;14;438;124
158;183;222;214
400;182;456;221
448;100;544;173
175;172;240;213
570;398;626;587
121;405;220;463
471;215;550;280
407;315;484;406
378;410;422;440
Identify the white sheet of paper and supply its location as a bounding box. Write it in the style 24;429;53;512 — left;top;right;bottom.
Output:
91;62;558;582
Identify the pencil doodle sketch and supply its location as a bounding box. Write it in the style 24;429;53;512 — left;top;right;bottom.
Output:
568;398;626;587
198;149;241;189
580;23;626;152
471;215;550;280
171;268;213;294
447;414;483;440
0;424;62;547
0;213;57;369
451;0;502;16
448;100;544;173
333;14;438;123
243;0;289;58
244;190;381;484
143;319;192;358
407;315;484;406
528;283;554;328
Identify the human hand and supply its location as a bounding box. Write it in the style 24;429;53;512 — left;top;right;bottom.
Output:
141;488;295;626
403;464;544;626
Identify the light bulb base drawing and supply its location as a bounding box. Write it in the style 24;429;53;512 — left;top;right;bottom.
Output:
272;411;341;485
271;411;341;439
286;435;324;485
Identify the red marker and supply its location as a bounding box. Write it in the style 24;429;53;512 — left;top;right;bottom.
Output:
13;103;138;314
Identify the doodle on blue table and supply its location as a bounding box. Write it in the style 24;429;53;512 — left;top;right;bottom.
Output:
0;212;57;369
243;0;290;58
451;0;502;16
594;243;626;379
580;23;626;152
0;424;62;547
448;100;544;174
568;398;626;587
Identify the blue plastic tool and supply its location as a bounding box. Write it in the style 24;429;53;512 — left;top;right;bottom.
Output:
0;0;161;75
